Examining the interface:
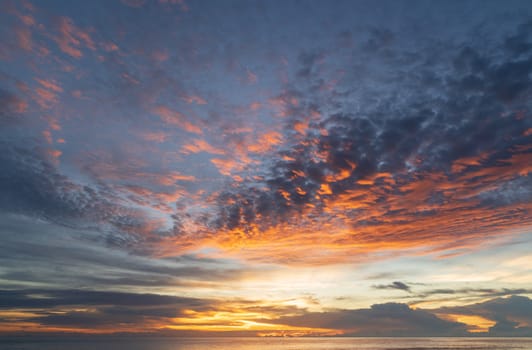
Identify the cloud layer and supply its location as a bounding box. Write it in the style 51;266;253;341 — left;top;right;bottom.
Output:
1;289;531;336
0;0;531;336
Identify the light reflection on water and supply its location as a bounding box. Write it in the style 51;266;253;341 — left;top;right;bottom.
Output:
2;337;532;350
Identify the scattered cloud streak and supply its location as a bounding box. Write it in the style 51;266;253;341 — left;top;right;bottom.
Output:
374;281;412;293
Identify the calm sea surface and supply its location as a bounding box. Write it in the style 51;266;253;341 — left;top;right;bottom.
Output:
2;337;532;350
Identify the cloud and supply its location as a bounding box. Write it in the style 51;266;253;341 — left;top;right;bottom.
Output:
413;287;532;300
436;295;532;336
54;16;95;58
0;289;209;310
0;289;216;331
0;141;187;249
152;106;203;134
374;281;412;293
0;0;531;272
0;288;306;334
0;89;27;121
180;17;532;264
0;213;251;292
265;302;468;336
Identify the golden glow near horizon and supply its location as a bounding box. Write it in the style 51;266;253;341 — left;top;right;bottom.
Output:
441;314;496;333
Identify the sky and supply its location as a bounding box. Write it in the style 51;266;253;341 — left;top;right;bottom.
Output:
0;0;531;337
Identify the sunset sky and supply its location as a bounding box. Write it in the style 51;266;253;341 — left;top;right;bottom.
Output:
1;0;531;337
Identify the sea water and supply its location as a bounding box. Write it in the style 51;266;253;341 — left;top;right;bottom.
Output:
1;337;532;350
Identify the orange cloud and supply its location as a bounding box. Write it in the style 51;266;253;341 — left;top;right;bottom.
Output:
181;138;225;155
211;158;243;177
152;106;203;134
451;152;491;173
247;131;282;153
438;314;496;333
155;145;532;266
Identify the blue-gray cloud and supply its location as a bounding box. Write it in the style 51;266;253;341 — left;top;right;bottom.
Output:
374;281;412;293
437;295;532;336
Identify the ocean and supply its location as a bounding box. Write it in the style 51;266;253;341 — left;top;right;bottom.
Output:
1;337;532;350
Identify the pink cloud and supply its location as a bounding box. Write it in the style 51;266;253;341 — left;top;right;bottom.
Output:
2;93;27;113
36;79;63;93
55;16;95;58
16;27;32;51
42;130;53;144
18;14;35;26
249;102;262;111
152;50;169;62
102;41;119;52
138;131;170;143
35;88;57;109
183;95;207;105
246;69;258;84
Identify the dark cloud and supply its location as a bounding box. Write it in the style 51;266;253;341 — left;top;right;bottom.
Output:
0;289;209;309
374;281;412;293
413;287;532;300
0;214;249;290
0;88;26;125
436;295;532;336
1;286;531;336
265;302;468;336
0;288;304;331
0;144;102;222
0;289;216;328
0;141;184;252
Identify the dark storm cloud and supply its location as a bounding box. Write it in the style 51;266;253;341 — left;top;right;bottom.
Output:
374;281;412;293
